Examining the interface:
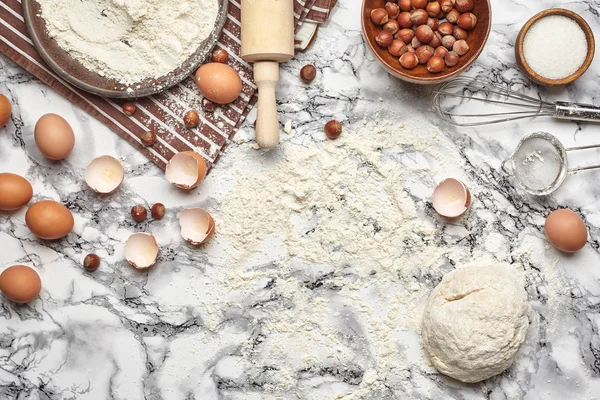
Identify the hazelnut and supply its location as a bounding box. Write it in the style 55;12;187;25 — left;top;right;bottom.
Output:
324;120;342;140
385;2;400;18
398;44;413;56
411;0;427;9
444;51;460;67
399;52;419;69
436;10;446;20
429;31;442;47
397;12;413;29
375;30;394;47
131;205;147;222
389;40;406;57
410;9;428;26
441;35;456;49
446;9;460;24
415;25;433;43
427;17;439;31
371;8;389;25
425;1;440;17
453;26;468;40
452;39;470;56
457;13;477;31
427;56;445;73
83;254;100;272
383;19;400;35
151;203;166;220
123;103;136;116
300;64;317;83
454;0;474;13
397;28;414;43
434;46;448;59
438;21;454;36
399;0;412;12
411;36;422;49
141;131;157;146
212;49;229;63
440;0;454;13
201;98;216;113
183;110;200;129
415;45;434;64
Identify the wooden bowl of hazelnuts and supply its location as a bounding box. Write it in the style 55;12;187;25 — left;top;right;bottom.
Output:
362;0;491;84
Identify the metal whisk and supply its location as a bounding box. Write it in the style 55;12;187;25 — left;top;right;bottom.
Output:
432;77;600;127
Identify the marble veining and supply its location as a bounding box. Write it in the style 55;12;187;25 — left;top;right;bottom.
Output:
1;0;600;399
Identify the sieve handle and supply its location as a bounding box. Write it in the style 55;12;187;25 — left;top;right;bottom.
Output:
554;102;600;123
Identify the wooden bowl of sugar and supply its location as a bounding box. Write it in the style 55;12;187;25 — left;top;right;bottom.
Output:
515;8;595;86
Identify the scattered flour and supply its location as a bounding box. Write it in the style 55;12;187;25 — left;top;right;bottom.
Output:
37;0;219;84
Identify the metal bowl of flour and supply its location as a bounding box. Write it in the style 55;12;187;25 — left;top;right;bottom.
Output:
22;0;229;98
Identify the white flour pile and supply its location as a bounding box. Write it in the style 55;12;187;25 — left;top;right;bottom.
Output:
37;0;219;84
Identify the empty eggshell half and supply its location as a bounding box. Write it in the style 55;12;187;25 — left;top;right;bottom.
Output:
85;156;124;194
165;151;207;190
432;178;471;219
124;233;159;270
179;208;215;245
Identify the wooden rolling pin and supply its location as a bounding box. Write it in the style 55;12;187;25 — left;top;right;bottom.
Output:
241;0;294;149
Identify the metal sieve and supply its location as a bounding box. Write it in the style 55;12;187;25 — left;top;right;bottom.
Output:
502;132;600;195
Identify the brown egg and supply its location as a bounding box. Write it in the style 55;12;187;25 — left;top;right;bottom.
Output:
25;200;74;240
544;209;588;253
0;94;11;128
0;265;41;303
195;63;242;105
0;173;33;211
34;114;75;160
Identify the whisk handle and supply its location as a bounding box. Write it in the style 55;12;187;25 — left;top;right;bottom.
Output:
554;102;600;123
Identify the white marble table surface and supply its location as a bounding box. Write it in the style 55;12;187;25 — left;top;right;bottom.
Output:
1;1;600;399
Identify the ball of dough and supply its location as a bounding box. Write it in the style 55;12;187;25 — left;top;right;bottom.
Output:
422;264;530;383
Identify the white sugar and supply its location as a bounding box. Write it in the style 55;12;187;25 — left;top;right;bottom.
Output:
523;15;588;80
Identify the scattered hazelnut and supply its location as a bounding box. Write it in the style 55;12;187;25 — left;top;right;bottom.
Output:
444;51;460;67
434;46;448;58
385;2;400;19
429;31;442;47
83;254;100;272
438;21;454;36
411;36;422;49
141;131;157;146
415;25;433;43
426;17;439;31
454;0;474;13
383;19;400;35
427;56;445;73
131;205;147;222
440;0;454;13
324;120;342;140
371;8;389;25
446;9;460;24
388;40;406;57
425;1;441;17
375;30;394;47
300;64;317;82
415;45;434;64
151;203;166;220
123;103;136;116
211;49;229;63
457;13;477;31
453;26;468;40
411;0;427;9
441;34;456;49
399;0;412;12
397;12;413;29
183;110;200;129
201;98;216;113
400;52;419;69
452;39;470;56
397;28;414;43
410;9;428;26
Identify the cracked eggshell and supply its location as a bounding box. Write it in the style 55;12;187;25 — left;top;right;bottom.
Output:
165;151;207;190
179;208;215;245
432;178;471;219
85;156;124;194
124;233;159;270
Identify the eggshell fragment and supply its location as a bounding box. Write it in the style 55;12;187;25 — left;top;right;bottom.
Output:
85;155;125;194
25;200;74;240
0;173;33;211
432;178;471;219
124;233;159;270
179;208;215;245
0;265;41;303
0;94;11;128
195;63;242;105
545;209;588;253
34;114;75;160
165;151;207;190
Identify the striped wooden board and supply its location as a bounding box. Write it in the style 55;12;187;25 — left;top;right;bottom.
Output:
0;0;335;170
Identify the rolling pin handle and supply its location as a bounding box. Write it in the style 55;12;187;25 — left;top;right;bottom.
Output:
253;61;280;150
